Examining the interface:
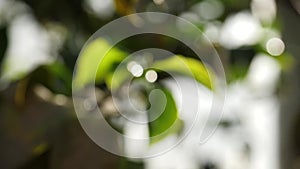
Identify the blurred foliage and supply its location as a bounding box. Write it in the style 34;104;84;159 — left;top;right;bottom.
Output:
148;87;178;142
152;55;213;89
73;37;208;144
0;0;298;168
73;38;127;89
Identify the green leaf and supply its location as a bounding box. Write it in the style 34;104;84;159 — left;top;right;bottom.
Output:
148;87;182;143
73;38;127;89
152;55;213;89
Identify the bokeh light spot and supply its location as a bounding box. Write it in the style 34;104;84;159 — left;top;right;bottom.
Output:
266;37;285;56
145;70;158;83
127;61;144;77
